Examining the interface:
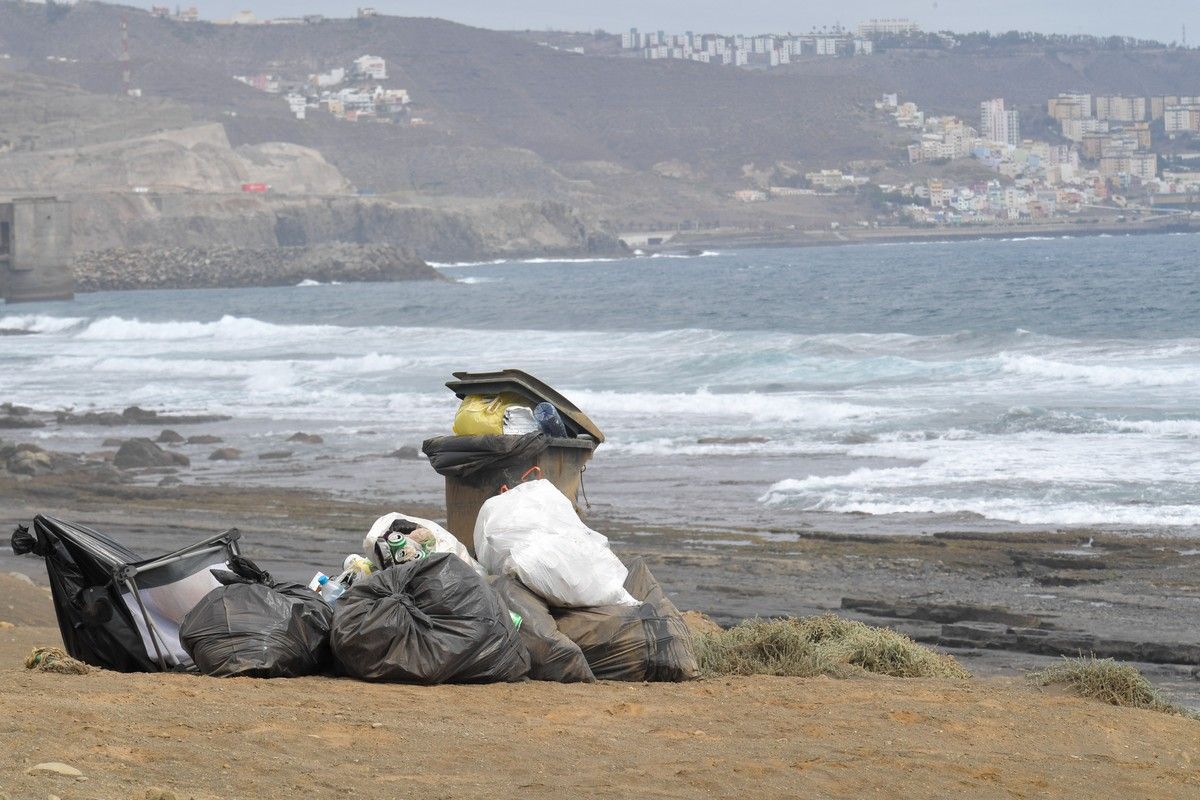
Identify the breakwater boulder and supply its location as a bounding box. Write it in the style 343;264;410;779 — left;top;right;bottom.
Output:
74;243;445;291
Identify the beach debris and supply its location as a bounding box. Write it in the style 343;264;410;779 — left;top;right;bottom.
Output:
553;557;698;682
25;646;91;675
26;762;84;779
208;448;242;461
180;555;333;679
331;553;529;684
475;479;636;608
288;432;324;444
113;439;191;469
488;575;595;682
155;429;185;444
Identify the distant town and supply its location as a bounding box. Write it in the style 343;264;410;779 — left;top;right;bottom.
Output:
615;19;909;66
848;90;1198;227
234;54;416;125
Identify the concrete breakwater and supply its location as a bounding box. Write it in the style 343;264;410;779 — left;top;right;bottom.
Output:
73;243;445;291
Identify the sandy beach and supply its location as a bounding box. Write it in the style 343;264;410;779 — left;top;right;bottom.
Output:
3;574;1199;800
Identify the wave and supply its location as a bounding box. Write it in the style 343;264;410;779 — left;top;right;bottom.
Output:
0;314;86;334
456;276;497;285
428;259;509;268
296;279;343;287
774;495;1200;528
567;388;893;426
74;314;347;342
999;353;1200;388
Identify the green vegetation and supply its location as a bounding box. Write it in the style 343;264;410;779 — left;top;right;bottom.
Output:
1030;657;1196;718
692;614;971;680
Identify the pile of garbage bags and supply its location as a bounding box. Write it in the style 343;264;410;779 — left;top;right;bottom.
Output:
175;479;696;685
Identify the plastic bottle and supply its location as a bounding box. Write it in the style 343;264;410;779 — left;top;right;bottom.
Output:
308;571;329;592
533;402;568;438
316;574;346;605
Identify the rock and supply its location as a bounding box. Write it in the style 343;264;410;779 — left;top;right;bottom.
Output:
155;429;185;444
102;438;124;447
113;438;191;469
122;406;158;422
258;450;292;460
7;449;53;476
186;434;223;445
73;243;447;292
0;621;14;630
208;448;241;461
288;432;324;444
26;762;83;778
840;597;1047;629
388;445;420;460
141;790;177;800
0;416;45;429
158;476;183;487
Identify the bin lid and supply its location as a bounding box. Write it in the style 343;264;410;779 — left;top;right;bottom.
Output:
446;369;605;444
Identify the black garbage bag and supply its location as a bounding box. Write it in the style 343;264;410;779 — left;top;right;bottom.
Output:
489;575;595;683
179;556;333;678
331;553;530;684
552;557;699;682
421;433;550;488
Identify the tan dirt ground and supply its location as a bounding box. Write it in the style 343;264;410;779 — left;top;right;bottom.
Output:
0;577;1197;800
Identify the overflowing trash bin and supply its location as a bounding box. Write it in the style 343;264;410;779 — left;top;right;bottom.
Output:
423;369;604;555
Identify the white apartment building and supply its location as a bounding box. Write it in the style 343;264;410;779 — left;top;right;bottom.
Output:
980;98;1019;146
856;18;920;37
1095;95;1148;122
1165;105;1200;136
353;55;387;80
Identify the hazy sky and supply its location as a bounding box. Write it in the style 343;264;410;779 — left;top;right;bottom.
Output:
188;1;1200;43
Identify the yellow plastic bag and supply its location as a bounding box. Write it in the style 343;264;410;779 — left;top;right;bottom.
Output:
452;393;526;436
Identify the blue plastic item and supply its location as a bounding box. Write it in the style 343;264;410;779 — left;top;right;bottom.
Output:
533;402;568;438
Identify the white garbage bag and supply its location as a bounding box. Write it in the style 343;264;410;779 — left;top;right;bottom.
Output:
473;479;638;608
364;512;485;577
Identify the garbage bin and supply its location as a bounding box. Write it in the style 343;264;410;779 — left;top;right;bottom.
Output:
430;435;597;555
423;369;605;556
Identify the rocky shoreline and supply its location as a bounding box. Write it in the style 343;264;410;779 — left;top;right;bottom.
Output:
1;402;1197;709
73;242;446;291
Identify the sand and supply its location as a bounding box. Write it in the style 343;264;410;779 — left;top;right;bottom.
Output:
1;575;1198;800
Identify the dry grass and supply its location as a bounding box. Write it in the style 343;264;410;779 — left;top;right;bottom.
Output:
1030;657;1196;718
692;614;971;680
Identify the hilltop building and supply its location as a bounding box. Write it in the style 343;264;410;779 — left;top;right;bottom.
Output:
856;18;920;37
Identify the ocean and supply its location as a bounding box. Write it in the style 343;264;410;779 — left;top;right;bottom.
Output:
3;232;1200;539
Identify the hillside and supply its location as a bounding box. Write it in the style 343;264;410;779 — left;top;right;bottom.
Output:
2;1;1200;259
